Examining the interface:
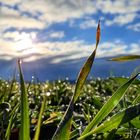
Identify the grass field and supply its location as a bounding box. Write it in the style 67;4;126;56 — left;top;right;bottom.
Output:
0;76;140;140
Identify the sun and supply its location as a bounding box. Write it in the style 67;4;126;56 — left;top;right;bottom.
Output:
14;32;35;52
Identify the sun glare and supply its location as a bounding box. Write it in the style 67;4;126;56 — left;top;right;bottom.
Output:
14;32;35;52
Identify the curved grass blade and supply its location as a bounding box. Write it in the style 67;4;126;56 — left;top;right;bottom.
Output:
18;60;30;140
52;20;100;140
110;77;140;85
80;73;139;138
34;95;47;140
5;103;19;140
109;55;140;62
70;129;79;140
78;103;140;139
132;93;140;105
52;101;73;140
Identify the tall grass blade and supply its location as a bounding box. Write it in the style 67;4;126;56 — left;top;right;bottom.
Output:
52;20;100;140
34;95;46;140
80;73;139;138
5;103;19;140
18;60;30;140
109;55;140;62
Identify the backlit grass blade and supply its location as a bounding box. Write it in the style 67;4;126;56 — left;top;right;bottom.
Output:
109;55;140;62
52;20;100;140
34;95;46;140
73;20;100;103
78;103;140;139
80;73;139;138
5;103;19;140
18;60;30;140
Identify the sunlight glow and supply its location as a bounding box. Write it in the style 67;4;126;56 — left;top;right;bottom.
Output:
14;32;35;52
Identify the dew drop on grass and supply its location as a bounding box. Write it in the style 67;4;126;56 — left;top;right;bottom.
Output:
46;92;51;96
107;116;111;121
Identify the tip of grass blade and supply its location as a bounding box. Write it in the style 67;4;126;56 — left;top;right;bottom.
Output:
108;55;140;62
96;20;101;47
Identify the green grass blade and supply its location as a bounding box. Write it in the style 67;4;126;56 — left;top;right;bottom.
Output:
52;21;100;140
78;103;140;139
5;103;19;140
80;73;139;137
109;55;140;62
70;129;79;139
73;20;100;103
130;116;140;129
34;95;46;140
18;60;30;140
111;77;140;85
132;93;140;105
52;101;73;140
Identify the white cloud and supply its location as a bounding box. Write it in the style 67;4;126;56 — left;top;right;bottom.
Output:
2;31;37;41
0;5;20;16
49;31;65;39
0;16;45;30
96;1;140;27
79;19;97;29
1;0;140;32
1;0;21;5
0;32;140;63
127;23;140;32
105;13;137;26
19;0;96;23
97;0;140;14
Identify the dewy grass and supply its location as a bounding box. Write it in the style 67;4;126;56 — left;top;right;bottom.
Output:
79;102;140;139
79;73;139;139
18;60;30;140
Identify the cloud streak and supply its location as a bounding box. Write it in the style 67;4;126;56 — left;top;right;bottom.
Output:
1;32;140;64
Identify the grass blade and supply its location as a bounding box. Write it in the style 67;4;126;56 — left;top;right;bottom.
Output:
73;20;100;103
109;55;140;62
80;73;139;138
34;95;47;140
18;60;30;140
52;20;100;140
5;103;19;140
79;103;140;139
52;101;73;140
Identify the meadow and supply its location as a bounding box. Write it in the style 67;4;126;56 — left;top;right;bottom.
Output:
1;21;140;140
0;75;140;140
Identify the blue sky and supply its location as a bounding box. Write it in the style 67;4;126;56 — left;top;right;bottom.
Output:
0;0;140;80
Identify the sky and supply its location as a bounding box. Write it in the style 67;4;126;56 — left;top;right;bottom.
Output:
0;0;140;80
